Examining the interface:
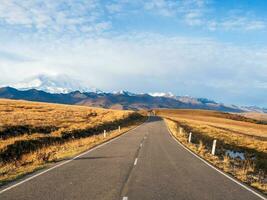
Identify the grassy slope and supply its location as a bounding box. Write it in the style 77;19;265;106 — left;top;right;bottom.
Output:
0;99;146;185
156;109;267;194
238;112;267;123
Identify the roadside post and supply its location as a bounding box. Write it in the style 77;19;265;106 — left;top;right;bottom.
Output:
179;127;183;134
118;126;121;132
104;130;106;138
212;139;217;155
188;132;192;143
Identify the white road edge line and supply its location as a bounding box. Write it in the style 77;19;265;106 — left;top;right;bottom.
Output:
0;117;150;195
122;196;128;200
134;158;138;166
166;123;267;200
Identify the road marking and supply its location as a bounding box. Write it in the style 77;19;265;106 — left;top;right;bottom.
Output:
134;158;138;166
122;196;128;200
140;143;142;147
166;124;267;200
0;117;150;195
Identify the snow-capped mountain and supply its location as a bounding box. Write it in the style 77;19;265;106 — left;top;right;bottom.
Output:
149;92;175;98
0;76;266;113
148;93;217;105
113;90;137;96
10;74;102;94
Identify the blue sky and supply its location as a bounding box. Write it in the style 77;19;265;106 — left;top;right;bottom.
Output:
0;0;266;107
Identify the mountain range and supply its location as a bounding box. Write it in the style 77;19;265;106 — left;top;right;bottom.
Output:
0;74;265;113
9;74;102;94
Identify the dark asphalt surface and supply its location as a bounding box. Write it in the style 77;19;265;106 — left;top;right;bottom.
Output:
0;117;265;200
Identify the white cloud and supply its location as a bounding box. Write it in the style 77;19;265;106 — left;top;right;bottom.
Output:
140;0;267;31
220;17;266;31
106;2;123;13
1;33;266;95
207;17;266;31
0;0;265;34
143;0;176;16
80;21;112;33
0;0;111;34
0;0;266;106
184;10;204;26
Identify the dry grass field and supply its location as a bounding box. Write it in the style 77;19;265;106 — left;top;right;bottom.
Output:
238;112;267;123
0;99;146;185
156;109;267;194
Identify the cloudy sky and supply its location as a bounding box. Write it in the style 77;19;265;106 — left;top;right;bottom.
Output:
0;0;266;107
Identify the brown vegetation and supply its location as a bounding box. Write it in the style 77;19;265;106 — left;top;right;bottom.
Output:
0;99;146;185
238;112;267;123
156;109;267;194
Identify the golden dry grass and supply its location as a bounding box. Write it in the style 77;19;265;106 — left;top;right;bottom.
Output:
0;99;146;185
158;109;267;194
239;112;267;122
0;98;129;131
158;109;267;138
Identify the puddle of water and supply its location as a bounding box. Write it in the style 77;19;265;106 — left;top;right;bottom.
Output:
226;150;245;160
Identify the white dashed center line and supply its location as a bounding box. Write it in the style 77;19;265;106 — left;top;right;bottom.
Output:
122;196;128;200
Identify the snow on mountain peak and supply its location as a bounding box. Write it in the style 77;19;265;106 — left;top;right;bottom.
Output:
112;90;137;96
149;92;175;98
11;74;101;94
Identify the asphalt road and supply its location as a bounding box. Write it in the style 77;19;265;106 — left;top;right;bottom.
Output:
0;117;265;200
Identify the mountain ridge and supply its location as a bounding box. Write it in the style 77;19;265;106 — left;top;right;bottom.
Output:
0;86;254;112
1;74;265;112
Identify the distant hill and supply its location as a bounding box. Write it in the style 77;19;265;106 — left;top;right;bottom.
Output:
0;86;246;112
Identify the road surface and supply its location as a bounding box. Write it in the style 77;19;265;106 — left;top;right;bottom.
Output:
0;117;265;200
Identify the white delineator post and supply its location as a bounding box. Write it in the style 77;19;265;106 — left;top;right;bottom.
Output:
118;126;121;132
104;130;106;138
212;139;217;155
179;127;183;134
188;132;192;143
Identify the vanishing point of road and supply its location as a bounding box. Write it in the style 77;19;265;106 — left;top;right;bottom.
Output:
0;117;266;200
